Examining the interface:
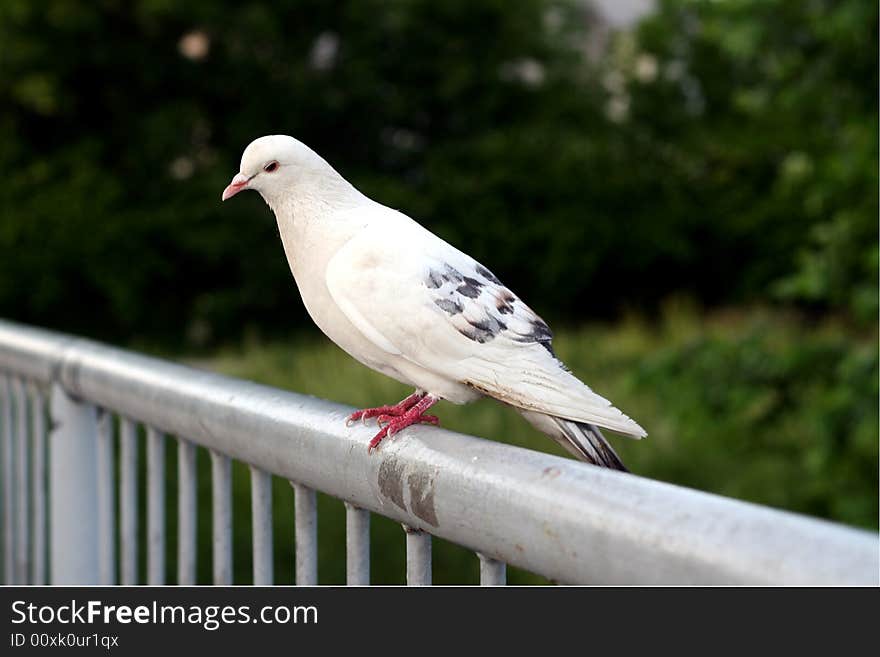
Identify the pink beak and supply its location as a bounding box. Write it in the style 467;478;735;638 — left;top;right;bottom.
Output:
221;172;251;201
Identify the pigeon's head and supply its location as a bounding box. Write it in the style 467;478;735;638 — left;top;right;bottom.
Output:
221;135;336;204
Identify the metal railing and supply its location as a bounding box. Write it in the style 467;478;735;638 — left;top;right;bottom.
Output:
0;318;877;585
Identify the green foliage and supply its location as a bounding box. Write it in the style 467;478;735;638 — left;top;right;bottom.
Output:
624;306;878;527
0;1;875;344
186;307;875;583
621;0;878;319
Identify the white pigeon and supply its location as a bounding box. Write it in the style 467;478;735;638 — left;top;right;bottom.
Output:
222;135;646;470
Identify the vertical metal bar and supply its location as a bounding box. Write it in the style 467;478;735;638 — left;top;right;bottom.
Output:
292;483;317;585
345;503;370;585
250;466;273;585
28;384;46;585
12;379;29;583
210;450;232;585
404;525;432;586
177;439;197;585
96;410;116;585
119;417;138;585
49;383;99;584
147;426;165;585
478;553;507;585
1;376;13;584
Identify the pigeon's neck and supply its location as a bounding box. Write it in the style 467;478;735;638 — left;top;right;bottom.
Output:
268;166;364;220
268;173;369;278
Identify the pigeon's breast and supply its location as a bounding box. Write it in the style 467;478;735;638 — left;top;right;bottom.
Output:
287;243;481;403
302;270;405;376
286;249;393;370
274;204;483;404
274;215;409;386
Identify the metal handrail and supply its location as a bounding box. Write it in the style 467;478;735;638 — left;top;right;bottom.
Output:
0;318;877;584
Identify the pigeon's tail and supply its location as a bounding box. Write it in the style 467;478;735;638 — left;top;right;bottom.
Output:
518;409;628;471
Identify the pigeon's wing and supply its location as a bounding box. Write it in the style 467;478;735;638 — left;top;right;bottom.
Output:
325;221;646;438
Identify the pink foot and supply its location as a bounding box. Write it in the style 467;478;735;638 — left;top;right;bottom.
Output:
346;391;424;426
367;395;440;453
377;413;439;427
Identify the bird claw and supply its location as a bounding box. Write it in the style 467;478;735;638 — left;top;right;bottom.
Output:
367;425;390;453
346;409;381;426
366;412;440;453
351;393;440;454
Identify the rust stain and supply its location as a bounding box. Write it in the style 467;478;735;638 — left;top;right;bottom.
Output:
407;469;438;527
543;524;559;540
377;456;406;511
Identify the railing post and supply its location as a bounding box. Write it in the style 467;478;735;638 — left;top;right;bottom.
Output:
292;483;318;585
250;467;274;585
49;383;99;584
28;383;47;585
13;379;30;584
177;439;198;585
404;525;432;586
1;375;14;584
345;503;370;585
96;410;116;585
119;418;139;585
147;426;166;585
478;553;507;585
210;451;233;585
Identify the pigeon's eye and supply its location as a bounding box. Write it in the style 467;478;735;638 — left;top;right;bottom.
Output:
263;161;279;173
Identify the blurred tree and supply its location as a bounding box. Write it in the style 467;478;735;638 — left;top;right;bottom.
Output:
622;0;878;320
0;0;606;343
0;0;875;345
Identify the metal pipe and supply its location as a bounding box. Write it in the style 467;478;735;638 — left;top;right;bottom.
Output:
1;376;14;584
292;483;317;585
210;450;233;585
96;409;116;585
1;319;877;585
405;525;431;585
177;439;197;585
28;384;46;585
49;384;99;584
478;553;506;585
119;417;138;585
345;503;370;585
250;467;273;585
147;426;165;584
13;378;29;583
